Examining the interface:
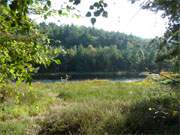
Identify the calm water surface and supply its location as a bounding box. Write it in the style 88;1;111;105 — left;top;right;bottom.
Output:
33;72;146;83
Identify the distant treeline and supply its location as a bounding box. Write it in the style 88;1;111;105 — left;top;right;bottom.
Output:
37;23;168;73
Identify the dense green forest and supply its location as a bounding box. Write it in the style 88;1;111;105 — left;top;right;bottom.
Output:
38;23;163;73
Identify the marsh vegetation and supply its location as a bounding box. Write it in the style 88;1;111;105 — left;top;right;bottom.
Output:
0;79;179;134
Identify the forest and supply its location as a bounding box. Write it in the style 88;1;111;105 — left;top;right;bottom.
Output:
0;0;179;135
38;23;161;73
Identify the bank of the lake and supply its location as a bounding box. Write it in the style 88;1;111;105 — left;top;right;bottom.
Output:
0;80;179;135
33;72;147;81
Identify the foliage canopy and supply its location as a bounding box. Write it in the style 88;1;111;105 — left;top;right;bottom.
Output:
0;0;61;83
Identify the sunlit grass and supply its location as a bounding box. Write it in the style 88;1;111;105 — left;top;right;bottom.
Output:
0;79;179;134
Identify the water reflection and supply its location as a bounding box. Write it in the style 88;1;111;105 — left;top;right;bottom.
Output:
33;72;146;82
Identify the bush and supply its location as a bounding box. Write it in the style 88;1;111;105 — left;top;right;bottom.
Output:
38;106;105;135
123;94;180;134
0;83;35;104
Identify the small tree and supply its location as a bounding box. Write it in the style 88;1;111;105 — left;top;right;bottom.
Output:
131;0;180;72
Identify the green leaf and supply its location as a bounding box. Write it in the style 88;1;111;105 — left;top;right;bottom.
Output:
91;18;96;25
58;10;62;15
102;11;108;17
73;0;80;5
86;12;91;17
43;5;48;11
93;2;99;7
103;3;108;7
89;5;94;10
54;59;61;64
44;15;47;19
94;10;101;17
47;0;51;7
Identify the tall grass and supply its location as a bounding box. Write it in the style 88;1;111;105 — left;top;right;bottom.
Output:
36;80;179;135
0;80;179;134
0;82;56;135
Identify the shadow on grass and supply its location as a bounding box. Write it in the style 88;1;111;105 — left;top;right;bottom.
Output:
104;94;180;135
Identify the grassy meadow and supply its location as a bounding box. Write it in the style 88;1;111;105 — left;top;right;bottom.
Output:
0;79;179;135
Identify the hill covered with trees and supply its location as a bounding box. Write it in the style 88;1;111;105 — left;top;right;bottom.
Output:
38;23;163;73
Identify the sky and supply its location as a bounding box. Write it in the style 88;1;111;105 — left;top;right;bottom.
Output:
31;0;168;39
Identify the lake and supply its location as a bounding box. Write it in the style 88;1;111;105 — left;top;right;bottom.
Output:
33;72;147;82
